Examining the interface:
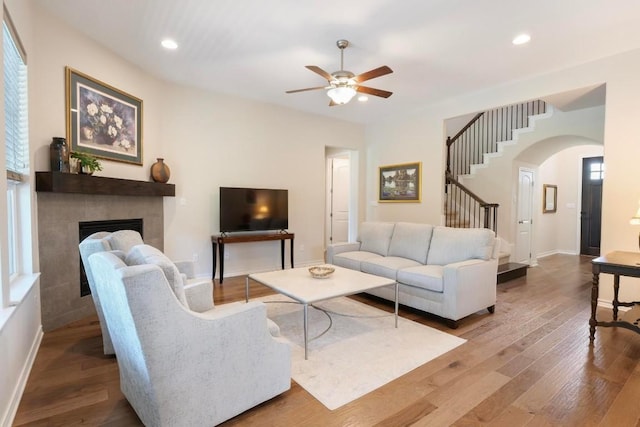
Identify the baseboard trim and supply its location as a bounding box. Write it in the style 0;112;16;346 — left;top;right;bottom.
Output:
2;325;43;427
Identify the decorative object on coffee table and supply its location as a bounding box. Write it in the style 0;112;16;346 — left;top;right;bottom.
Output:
309;265;335;279
49;137;70;172
66;66;143;165
150;158;170;183
71;151;102;175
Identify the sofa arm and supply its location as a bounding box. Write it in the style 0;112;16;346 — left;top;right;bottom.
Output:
184;278;214;312
173;260;195;279
326;242;361;263
442;258;497;320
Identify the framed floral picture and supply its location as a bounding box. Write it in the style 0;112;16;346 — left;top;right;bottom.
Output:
65;67;143;165
379;162;421;202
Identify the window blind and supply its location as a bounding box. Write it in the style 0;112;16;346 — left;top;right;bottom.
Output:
4;19;28;181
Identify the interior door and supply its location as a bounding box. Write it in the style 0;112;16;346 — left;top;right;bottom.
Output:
516;168;535;264
329;158;350;244
580;156;603;256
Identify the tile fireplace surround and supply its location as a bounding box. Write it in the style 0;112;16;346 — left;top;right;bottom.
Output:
35;172;175;331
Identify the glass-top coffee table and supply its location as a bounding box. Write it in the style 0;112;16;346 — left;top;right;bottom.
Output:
247;265;398;359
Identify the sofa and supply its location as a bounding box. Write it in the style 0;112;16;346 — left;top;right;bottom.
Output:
326;222;499;327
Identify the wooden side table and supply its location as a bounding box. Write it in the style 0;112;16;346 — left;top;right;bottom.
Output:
590;251;640;342
211;232;294;283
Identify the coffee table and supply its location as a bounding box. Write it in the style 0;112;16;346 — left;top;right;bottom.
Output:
246;265;398;359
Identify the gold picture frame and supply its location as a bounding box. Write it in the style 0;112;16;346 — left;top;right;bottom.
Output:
379;162;421;202
543;184;557;213
66;67;143;165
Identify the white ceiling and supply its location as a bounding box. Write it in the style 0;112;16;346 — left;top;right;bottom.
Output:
36;0;640;124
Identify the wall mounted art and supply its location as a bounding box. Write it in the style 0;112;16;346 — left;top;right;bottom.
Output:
543;184;557;213
66;67;143;165
379;162;421;202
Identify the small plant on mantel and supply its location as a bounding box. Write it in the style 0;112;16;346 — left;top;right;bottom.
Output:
70;151;103;175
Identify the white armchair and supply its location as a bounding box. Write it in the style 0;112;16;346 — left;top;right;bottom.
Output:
88;250;291;426
79;230;214;354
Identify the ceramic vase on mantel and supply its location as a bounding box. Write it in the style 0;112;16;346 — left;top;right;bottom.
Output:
49;137;70;173
150;158;171;183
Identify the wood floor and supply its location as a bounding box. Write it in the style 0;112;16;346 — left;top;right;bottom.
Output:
13;254;640;426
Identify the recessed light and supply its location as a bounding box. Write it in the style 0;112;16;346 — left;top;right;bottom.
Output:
161;39;178;50
512;34;531;45
358;95;368;102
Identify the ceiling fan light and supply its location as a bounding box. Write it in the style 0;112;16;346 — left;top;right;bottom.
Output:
327;86;356;104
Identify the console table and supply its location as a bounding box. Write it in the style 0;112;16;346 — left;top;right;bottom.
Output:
590;251;640;343
211;232;294;283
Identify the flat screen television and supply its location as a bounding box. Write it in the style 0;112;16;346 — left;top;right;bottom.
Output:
219;187;288;233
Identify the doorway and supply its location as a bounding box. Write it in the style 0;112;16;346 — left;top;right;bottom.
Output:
325;148;358;248
580;156;603;256
516;167;535;265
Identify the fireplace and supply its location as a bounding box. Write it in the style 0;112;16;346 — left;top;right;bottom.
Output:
78;218;143;296
36;172;174;331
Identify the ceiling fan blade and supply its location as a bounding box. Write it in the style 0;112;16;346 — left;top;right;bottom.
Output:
353;66;393;83
285;86;327;94
355;85;393;98
305;65;333;81
329;99;338;107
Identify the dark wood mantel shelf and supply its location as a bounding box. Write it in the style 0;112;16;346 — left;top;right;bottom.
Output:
35;171;175;197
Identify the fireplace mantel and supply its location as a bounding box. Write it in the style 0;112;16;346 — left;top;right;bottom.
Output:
35;171;175;197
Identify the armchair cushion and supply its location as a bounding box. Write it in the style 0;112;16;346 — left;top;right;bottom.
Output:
125;244;189;307
105;229;144;252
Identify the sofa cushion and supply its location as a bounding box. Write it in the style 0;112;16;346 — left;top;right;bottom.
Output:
426;226;495;266
333;251;382;271
397;265;445;293
125;244;189;307
387;222;433;264
359;222;395;256
361;256;422;280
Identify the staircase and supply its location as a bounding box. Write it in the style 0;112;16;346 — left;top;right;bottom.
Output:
445;100;548;283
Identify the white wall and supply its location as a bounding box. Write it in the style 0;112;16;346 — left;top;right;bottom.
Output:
158;84;364;276
2;3;365;422
456;106;605;246
367;47;640;303
536;144;604;257
29;4;365;278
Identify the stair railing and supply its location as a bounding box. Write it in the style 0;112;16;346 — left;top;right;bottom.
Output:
446;100;546;180
443;100;546;233
445;172;498;232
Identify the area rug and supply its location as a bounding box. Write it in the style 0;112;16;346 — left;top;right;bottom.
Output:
258;295;467;410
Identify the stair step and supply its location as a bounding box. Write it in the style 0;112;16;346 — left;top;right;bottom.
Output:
497;262;528;284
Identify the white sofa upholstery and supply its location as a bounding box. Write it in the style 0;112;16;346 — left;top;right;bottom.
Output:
79;230;214;355
88;250;291;426
326;222;499;327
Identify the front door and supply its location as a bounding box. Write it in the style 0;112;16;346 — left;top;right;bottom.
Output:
516;168;535;265
580;156;603;256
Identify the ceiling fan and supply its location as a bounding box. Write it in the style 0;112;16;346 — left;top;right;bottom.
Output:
286;39;393;106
